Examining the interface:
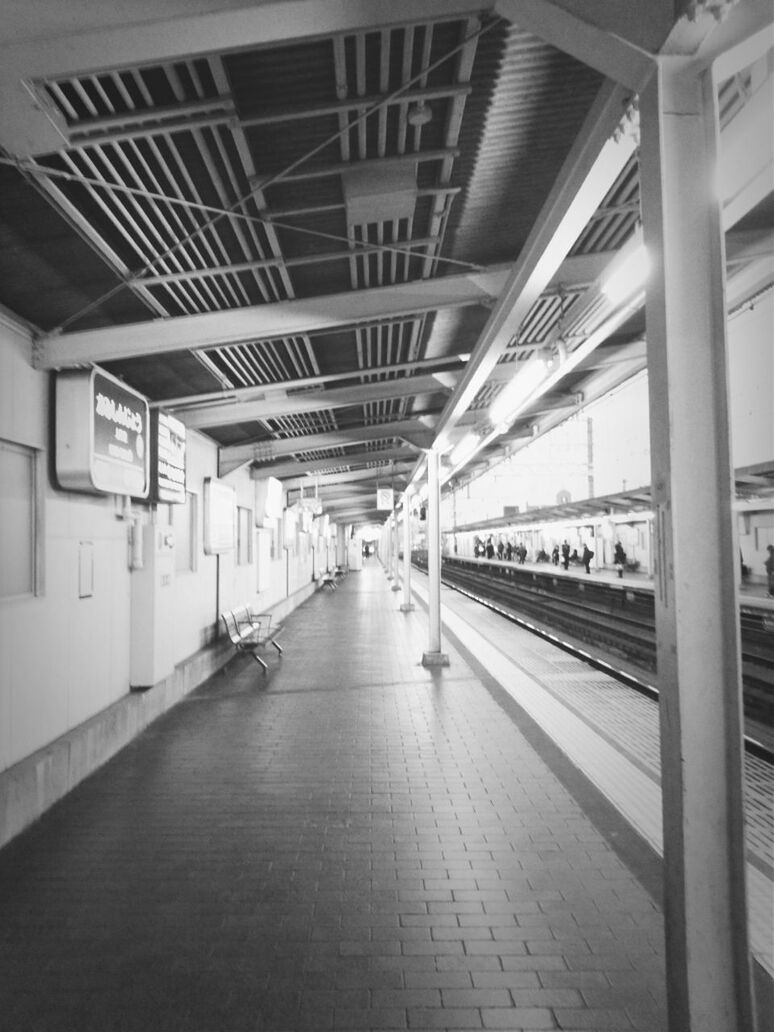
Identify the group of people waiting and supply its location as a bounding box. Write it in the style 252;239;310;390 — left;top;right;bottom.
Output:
555;540;596;574
471;535;639;578
472;535;774;594
474;535;630;576
474;536;528;563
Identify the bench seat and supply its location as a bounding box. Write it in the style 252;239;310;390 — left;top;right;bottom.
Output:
221;605;283;673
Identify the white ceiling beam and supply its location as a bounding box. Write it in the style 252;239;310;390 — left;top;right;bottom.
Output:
494;0;656;91
183;372;457;430
528;1;677;53
281;465;412;492
164;354;468;412
253;446;418;481
287;484;375;498
34;268;509;370
218;419;436;475
0;0;495;156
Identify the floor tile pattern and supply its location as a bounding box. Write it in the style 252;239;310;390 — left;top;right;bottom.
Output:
0;562;668;1032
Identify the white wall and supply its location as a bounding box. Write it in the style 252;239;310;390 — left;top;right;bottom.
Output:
0;315;316;775
1;316;132;769
167;430;219;661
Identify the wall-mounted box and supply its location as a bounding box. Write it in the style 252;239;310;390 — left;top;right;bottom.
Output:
55;368;149;497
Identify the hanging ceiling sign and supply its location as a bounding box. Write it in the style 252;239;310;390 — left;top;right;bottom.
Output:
376;487;394;511
55;367;149;497
151;410;186;504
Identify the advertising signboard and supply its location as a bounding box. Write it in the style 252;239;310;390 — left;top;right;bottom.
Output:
203;477;235;554
151;410;186;504
56;368;149;497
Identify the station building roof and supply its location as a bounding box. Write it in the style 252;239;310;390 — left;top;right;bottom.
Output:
0;1;771;523
453;461;774;533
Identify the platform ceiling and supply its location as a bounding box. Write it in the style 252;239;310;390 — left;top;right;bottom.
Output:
0;1;771;523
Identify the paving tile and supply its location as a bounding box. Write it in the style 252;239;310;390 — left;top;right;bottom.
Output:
481;1008;555;1029
553;1008;635;1028
0;563;671;1032
407;1008;483;1029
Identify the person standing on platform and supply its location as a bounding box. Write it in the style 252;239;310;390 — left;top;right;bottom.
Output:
766;544;774;597
486;537;495;560
614;541;627;578
561;541;570;570
582;543;594;574
552;545;560;566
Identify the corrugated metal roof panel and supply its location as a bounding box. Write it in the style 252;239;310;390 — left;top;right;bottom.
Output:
443;22;604;267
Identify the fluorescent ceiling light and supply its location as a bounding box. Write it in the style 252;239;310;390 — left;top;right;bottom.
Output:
488;359;546;429
448;431;480;468
602;244;650;306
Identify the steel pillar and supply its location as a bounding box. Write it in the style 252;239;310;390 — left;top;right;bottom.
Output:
401;495;414;612
422;449;448;667
391;508;400;591
640;57;754;1032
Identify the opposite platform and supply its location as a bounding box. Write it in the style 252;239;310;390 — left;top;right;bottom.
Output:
0;559;667;1032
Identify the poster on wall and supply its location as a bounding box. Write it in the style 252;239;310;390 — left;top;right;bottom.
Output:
203;477;235;554
55;367;149;497
150;410;186;504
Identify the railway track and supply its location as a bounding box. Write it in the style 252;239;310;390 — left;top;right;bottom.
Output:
413;553;774;762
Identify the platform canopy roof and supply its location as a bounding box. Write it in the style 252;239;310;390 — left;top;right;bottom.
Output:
1;0;771;524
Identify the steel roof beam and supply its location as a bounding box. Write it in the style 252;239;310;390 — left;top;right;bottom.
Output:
251;446;419;481
219;419;436;475
239;84;472;129
136;236;442;286
183;371;458;430
34;267;509;369
167;354;467;412
495;0;657;93
249;149;459;186
281;465;412;492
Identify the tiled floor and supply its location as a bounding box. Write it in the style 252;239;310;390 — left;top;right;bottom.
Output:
0;560;670;1032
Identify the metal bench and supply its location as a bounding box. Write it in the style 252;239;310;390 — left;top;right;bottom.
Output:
220;605;283;674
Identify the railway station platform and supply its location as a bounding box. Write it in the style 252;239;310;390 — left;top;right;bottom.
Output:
0;558;770;1032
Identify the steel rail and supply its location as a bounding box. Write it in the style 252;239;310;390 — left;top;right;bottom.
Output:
418;556;774;765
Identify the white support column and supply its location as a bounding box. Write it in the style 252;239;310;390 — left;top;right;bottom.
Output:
391;508;401;591
336;523;347;570
384;512;393;579
401;495;415;612
422;449;449;667
639;58;754;1032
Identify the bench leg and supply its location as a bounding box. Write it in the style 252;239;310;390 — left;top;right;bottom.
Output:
250;652;269;673
271;639;283;655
